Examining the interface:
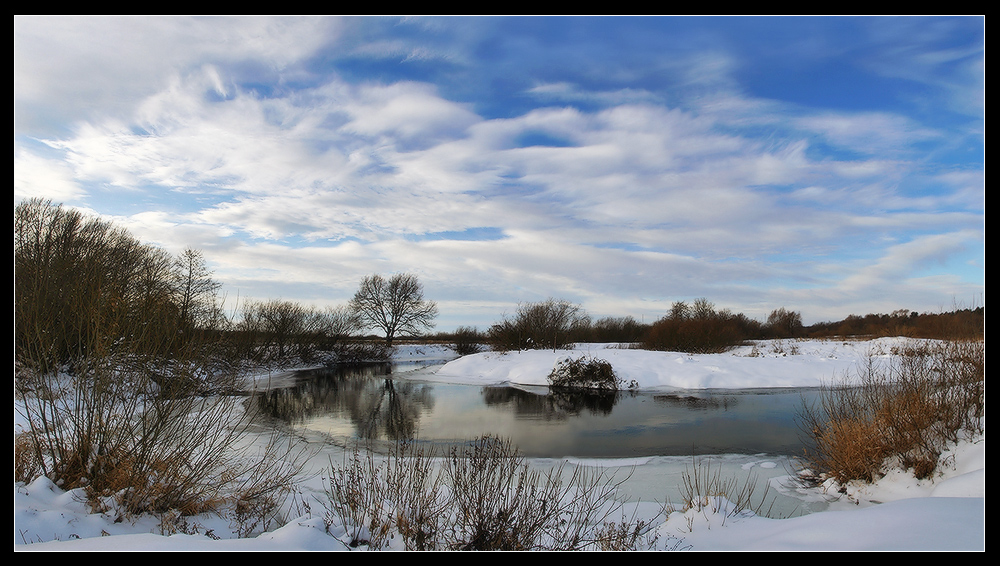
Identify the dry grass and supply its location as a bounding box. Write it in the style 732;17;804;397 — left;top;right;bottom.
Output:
322;435;659;551
798;339;984;484
665;456;781;528
15;350;309;529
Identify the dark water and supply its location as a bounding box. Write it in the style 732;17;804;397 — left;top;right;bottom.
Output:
251;362;820;459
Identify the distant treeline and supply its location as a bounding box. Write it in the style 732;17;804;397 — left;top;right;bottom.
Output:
15;198;985;376
803;308;984;341
434;299;984;355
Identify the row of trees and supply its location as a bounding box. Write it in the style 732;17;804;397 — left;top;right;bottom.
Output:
15;198;226;375
475;297;982;355
805;308;984;341
479;298;807;354
15;198;440;375
231;273;438;366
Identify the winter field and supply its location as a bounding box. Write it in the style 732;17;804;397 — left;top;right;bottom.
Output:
14;338;985;551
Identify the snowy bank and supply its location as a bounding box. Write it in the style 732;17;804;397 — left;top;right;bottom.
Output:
14;428;985;551
14;338;985;551
429;338;909;390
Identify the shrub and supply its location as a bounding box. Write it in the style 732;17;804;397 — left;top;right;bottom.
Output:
323;435;656;551
671;457;780;524
797;340;984;484
643;299;758;354
488;299;587;352
547;356;622;391
451;326;485;356
15;350;307;519
323;441;445;550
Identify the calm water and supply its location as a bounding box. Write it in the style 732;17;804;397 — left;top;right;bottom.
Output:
250;362;820;459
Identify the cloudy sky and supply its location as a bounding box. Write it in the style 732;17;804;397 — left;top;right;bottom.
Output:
14;16;984;331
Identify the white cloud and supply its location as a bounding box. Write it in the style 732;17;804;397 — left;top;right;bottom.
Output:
796;112;939;156
14;16;338;131
13;17;984;328
13;148;86;202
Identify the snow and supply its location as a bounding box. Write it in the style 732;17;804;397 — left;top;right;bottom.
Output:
14;338;985;551
431;338;906;390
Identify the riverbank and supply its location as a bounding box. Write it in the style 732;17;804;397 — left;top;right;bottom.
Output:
14;338;985;551
427;337;916;390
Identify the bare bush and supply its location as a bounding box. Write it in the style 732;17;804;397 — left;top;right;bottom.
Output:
15;344;308;519
672;457;779;524
323;435;655;551
488;299;587;352
323;441;445;550
451;326;485;356
643;299;760;354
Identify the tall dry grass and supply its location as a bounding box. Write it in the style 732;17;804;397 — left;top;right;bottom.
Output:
14;338;307;522
797;340;984;484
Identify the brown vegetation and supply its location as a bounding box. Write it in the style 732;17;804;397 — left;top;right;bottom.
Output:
488;299;589;351
642;298;764;354
805;308;984;341
14;199;307;525
797;340;984;484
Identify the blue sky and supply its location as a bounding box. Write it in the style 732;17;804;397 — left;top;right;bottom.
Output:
14;16;984;330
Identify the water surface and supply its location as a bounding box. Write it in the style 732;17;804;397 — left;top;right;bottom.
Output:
251;362;820;459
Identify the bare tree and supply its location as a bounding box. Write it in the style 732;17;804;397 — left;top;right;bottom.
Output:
350;273;438;346
766;307;804;338
173;248;222;332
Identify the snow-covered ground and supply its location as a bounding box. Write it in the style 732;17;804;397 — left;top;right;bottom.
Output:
14;338;985;551
431;338;907;390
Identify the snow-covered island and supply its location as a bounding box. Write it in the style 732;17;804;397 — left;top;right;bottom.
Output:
15;338;985;551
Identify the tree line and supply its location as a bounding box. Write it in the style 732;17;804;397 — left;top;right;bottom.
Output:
475;297;808;354
15;198;223;375
455;297;982;355
14;199;439;376
16;198;983;376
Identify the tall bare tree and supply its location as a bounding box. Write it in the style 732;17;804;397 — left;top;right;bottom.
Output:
173;248;222;332
350;273;438;346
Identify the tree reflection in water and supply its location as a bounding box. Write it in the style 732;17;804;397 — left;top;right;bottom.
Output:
481;386;623;418
250;365;813;457
252;364;633;444
252;363;434;442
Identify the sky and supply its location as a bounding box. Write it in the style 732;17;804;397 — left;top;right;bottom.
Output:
13;16;985;331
